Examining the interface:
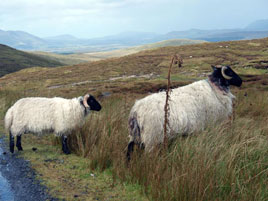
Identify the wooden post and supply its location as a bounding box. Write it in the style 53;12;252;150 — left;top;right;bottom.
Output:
163;54;182;149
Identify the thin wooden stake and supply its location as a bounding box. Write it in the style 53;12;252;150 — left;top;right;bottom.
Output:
163;54;182;149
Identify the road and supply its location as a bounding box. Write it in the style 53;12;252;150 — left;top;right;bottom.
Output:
0;136;58;201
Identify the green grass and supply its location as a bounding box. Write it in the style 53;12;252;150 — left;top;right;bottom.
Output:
0;44;64;77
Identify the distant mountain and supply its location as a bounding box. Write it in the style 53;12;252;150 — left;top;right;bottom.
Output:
0;29;47;50
32;38;206;65
163;29;239;40
0;44;63;77
44;34;78;41
245;19;268;31
87;31;161;45
199;30;268;41
1;19;268;53
162;28;268;42
39;31;163;53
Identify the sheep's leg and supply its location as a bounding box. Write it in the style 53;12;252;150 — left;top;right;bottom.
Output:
126;141;135;161
9;132;15;153
61;135;71;155
127;116;142;161
16;135;23;151
126;141;145;162
127;113;144;161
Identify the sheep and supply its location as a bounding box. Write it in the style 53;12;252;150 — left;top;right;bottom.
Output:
127;65;242;160
5;94;101;154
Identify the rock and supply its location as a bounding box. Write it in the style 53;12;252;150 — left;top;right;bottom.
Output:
101;92;112;97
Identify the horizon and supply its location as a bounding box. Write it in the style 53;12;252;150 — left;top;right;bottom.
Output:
1;24;267;40
1;0;268;38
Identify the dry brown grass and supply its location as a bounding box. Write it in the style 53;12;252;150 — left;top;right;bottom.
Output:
62;86;268;201
0;37;268;200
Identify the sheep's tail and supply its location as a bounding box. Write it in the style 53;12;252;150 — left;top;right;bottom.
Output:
4;108;13;133
127;113;143;161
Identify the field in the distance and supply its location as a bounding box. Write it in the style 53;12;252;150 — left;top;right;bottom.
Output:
0;37;267;201
30;38;206;65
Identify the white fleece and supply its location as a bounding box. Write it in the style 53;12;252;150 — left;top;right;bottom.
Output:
129;79;235;151
5;96;87;136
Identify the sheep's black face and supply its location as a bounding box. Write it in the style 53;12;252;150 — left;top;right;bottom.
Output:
87;95;102;111
222;66;242;87
210;65;242;89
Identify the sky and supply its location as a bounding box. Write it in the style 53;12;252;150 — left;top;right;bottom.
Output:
0;0;268;38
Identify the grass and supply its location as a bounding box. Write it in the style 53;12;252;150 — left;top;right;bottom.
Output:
0;44;64;77
0;37;268;200
11;135;147;201
67;88;268;201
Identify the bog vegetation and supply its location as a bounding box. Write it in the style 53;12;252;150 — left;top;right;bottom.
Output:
0;44;63;77
0;38;267;200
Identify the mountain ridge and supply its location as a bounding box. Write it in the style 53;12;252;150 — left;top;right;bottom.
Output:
1;19;268;52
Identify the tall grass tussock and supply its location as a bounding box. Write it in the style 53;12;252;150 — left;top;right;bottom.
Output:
1;77;267;201
65;88;267;201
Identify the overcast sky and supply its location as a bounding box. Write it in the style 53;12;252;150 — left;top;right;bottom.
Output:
0;0;268;38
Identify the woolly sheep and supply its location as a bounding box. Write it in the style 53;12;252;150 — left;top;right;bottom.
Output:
127;65;242;160
5;94;101;154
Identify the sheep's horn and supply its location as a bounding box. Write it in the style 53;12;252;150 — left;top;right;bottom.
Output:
221;66;232;80
215;65;223;68
83;94;90;108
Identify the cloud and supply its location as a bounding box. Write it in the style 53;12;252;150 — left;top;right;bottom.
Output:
0;0;130;22
0;0;133;36
0;0;268;38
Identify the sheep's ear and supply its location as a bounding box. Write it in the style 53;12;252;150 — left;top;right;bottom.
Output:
211;65;217;71
211;65;221;71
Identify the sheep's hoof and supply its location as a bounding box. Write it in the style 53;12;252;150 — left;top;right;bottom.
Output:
17;147;23;151
63;150;71;155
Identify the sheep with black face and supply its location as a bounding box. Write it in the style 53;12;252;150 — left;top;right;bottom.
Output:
5;94;101;154
127;65;242;160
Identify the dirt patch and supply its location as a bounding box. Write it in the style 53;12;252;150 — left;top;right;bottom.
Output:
110;80;191;95
47;73;160;89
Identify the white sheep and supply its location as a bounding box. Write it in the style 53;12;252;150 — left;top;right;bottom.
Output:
5;94;101;154
127;65;242;159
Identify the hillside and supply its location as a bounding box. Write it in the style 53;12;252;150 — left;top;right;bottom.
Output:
0;44;64;77
1;37;267;92
31;39;206;65
0;38;267;201
0;29;46;50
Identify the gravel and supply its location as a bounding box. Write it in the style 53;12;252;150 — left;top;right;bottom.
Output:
0;136;59;201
